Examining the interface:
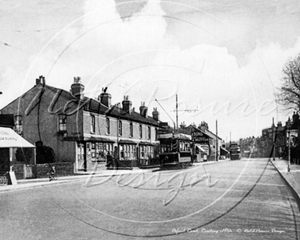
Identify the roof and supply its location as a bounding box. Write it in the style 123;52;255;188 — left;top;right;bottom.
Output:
0;127;35;148
18;83;159;126
106;105;160;127
46;85;108;114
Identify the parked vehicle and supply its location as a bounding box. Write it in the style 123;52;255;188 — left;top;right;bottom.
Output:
229;143;241;160
158;132;192;168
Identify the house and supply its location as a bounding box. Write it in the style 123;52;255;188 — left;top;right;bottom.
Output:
185;122;223;161
0;76;161;172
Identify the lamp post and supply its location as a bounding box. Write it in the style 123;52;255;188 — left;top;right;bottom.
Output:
287;118;292;173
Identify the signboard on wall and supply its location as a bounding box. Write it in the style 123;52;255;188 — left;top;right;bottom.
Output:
192;131;209;143
287;129;298;146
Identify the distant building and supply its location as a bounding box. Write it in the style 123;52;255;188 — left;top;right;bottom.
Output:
0;76;161;172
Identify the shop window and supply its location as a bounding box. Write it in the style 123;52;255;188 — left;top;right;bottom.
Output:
90;115;95;133
140;145;145;158
106;118;110;134
58;114;67;132
132;145;136;159
14;115;23;135
120;145;124;159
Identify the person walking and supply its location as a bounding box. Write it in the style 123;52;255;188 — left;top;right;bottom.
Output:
105;150;113;168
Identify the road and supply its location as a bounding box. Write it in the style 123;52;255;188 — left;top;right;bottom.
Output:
0;158;299;240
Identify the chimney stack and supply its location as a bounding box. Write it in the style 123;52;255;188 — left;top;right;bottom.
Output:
122;95;132;113
71;77;84;100
98;87;111;108
139;102;148;117
36;75;46;86
152;107;159;121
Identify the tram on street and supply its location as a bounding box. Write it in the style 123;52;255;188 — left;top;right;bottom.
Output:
229;142;241;160
158;132;193;168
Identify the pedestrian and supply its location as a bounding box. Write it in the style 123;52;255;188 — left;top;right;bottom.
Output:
105;150;113;168
113;146;119;170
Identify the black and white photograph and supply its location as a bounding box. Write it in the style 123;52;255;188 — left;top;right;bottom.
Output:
0;0;300;239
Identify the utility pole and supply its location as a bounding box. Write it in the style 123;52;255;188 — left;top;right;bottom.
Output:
216;120;218;161
176;94;178;132
272;117;276;161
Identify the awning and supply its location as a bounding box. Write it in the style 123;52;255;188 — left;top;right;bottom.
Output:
118;139;137;145
85;136;115;143
158;133;192;140
220;146;229;153
195;144;206;152
139;141;154;146
63;136;115;143
0;127;35;148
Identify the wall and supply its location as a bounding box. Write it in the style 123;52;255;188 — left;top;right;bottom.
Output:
12;162;74;179
1;85;79;163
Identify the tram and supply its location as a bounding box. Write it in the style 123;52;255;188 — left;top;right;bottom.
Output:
229;142;241;160
158;132;193;168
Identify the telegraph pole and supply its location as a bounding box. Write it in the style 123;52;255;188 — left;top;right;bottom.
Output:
216;120;218;161
176;94;178;131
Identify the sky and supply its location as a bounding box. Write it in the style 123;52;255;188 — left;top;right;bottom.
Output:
0;0;300;142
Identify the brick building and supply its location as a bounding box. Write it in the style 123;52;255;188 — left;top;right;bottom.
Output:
0;76;161;172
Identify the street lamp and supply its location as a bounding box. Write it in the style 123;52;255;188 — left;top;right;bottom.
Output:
287;117;292;173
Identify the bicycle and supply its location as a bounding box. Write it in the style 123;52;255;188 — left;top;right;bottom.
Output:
48;166;57;181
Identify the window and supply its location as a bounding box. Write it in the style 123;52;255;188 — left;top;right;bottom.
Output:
118;120;122;136
106;118;110;134
120;145;124;159
58;114;67;132
130;122;133;137
14;115;23;134
139;124;142;138
90;115;95;133
155;128;157;141
140;145;145;158
148;126;151;140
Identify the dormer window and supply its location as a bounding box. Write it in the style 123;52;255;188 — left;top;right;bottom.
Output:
58;114;67;132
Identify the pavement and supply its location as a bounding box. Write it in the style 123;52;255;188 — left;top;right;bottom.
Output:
0;160;229;192
1;158;300;202
270;158;300;204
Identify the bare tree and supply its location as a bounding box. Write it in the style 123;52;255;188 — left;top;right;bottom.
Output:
276;54;300;111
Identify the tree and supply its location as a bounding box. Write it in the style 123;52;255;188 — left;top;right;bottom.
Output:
36;145;55;164
15;148;33;164
276;54;300;111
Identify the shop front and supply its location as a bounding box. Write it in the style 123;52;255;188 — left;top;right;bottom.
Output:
191;130;210;162
138;142;159;167
67;136;115;172
0;127;35;184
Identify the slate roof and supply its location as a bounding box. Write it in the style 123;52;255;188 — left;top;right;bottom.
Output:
106;105;160;127
44;84;160;126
